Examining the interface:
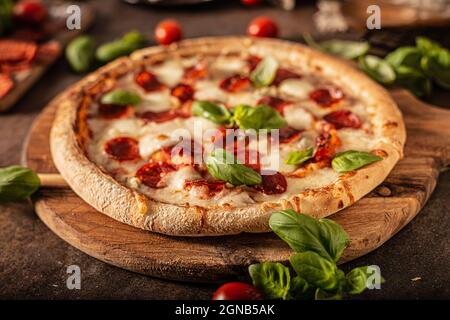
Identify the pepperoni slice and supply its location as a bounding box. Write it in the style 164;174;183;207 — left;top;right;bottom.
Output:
138;110;178;123
0;74;14;98
136;162;176;188
257;96;291;114
104;137;140;161
313;130;341;162
35;41;61;65
0;39;37;64
247;55;262;71
98;103;133;119
176;100;193;118
219;74;251;93
273;68;301;85
182;61;208;83
171;138;203;164
277;127;302;144
135;71;165;92
323;110;362;129
171;83;194;102
309;87;345;108
185;179;225;195
254;172;287;195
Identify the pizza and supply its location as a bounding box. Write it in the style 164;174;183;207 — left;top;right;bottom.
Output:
50;37;406;236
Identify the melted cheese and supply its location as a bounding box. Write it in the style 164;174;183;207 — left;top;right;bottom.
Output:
278;79;314;100
150;60;183;87
338;128;377;152
283;105;314;130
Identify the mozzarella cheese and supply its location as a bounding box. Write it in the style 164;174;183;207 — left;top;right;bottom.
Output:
278;79;314;100
283;105;315;130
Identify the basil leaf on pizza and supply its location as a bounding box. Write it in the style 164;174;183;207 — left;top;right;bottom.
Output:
205;148;262;186
101;89;142;106
192;101;232;125
250;56;279;87
285;148;313;165
332;150;383;173
269;210;349;262
233;104;286;130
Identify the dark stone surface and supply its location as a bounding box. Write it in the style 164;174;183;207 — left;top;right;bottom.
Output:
0;0;449;300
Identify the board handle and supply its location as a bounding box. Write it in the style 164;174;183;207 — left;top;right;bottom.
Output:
38;173;68;187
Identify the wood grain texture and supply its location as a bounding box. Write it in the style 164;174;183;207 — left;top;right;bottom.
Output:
23;89;450;282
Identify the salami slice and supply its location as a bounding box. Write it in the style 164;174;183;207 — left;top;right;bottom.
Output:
257;96;291;114
98;104;133;119
254;171;287;195
219;74;251;93
278;127;301;144
138;110;178;123
273;68;301;85
247;55;262;71
171;83;194;102
309;87;345;108
135;71;165;92
182;61;208;83
314;130;341;162
104;137;140;161
0;39;38;64
323;109;362;129
136;162;176;188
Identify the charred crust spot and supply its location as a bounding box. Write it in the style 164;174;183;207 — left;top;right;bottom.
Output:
383;121;398;129
338;200;344;209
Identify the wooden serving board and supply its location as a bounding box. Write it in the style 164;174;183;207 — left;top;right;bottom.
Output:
22;89;450;282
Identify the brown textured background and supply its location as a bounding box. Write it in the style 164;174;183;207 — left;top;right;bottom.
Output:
0;0;449;299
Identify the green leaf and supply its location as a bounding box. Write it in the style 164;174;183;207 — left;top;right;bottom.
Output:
395;65;432;97
315;288;342;300
233;104;286;130
269;210;349;262
345;267;369;295
0;0;14;36
289;276;315;300
249;262;291;300
303;34;369;60
191;101;232;125
332;150;383;173
65;36;96;73
250;56;279;87
420;49;450;89
385;46;422;69
101;89;142;106
359;55;396;85
416;36;442;55
96;31;147;63
284;148;313;165
205;148;262;186
0;166;40;202
290;252;339;291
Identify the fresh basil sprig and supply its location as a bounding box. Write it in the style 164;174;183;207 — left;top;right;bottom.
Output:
331;150;383;173
96;31;147;63
191;101;232;125
250;56;279;87
385;46;422;69
420;48;450;89
101;89;142;106
416;36;441;55
205;148;262;186
303;34;369;60
66;36;96;73
285;148;313;165
0;166;40;202
358;55;396;85
395;65;432;98
233;104;286;130
249;210;383;300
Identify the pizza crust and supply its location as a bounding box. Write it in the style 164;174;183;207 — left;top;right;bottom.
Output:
50;37;406;236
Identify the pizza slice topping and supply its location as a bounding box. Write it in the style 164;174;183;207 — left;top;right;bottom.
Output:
254;171;287;195
135;70;165;92
136;162;176;188
219;74;251;93
98;103;133;119
104;137;140;161
257;96;291;114
309;87;345;107
323;109;362;129
171;83;194;102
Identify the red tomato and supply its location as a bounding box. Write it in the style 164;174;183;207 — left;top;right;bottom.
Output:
155;19;183;45
241;0;262;6
212;282;263;300
247;16;278;38
14;0;48;25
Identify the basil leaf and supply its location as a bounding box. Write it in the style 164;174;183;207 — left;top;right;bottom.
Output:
421;49;450;89
250;56;279;87
416;36;442;55
205;148;262;186
332;150;383;173
191;101;232;125
359;55;396;85
395;65;432;97
249;262;291;300
385;46;422;69
314;288;342;300
233;104;286;130
303;34;369;60
0;166;40;202
101;89;142;106
66;36;96;73
345;267;369;295
289;276;315;300
96;31;147;63
285;148;313;165
289;252;339;291
269;210;349;262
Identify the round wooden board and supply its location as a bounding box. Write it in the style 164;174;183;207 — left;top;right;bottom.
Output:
22;89;450;282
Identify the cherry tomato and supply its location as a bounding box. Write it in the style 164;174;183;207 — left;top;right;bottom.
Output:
241;0;263;6
247;16;278;38
212;282;263;300
154;19;183;45
13;0;48;25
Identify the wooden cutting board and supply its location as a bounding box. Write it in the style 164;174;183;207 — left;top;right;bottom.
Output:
22;89;450;282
